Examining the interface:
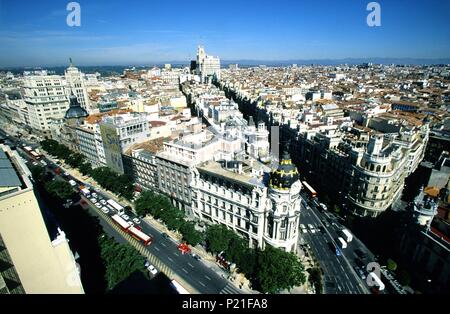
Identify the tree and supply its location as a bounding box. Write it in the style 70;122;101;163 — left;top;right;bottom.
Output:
29;164;46;183
205;224;236;254
179;222;204;246
397;269;411;286
387;258;398;271
308;267;323;294
79;162;92;176
98;234;146;290
253;246;306;294
45;180;75;200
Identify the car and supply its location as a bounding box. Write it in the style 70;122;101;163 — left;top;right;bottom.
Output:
147;264;158;275
101;207;109;214
319;203;327;211
302;228;308;234
91;192;98;198
308;224;314;229
353;266;366;280
132;217;141;224
90;197;97;204
100;199;107;205
95;202;102;209
310;229;316;234
192;253;201;261
300;224;306;229
128;221;134;227
121;214;130;221
318;226;326;234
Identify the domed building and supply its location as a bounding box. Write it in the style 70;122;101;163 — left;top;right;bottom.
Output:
65;92;88;120
264;150;303;252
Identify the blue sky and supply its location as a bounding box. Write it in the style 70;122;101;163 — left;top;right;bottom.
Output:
0;0;449;67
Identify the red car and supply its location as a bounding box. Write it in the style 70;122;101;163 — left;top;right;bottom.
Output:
177;243;191;254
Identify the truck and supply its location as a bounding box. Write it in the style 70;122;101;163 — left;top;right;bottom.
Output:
340;229;353;243
337;237;347;249
107;199;124;215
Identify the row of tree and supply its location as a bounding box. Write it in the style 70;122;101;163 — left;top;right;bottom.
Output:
204;224;306;294
40;139;134;200
135;190;204;246
134;191;306;293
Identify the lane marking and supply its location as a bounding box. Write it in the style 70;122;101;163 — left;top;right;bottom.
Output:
199;281;206;287
173;251;179;256
182;268;188;274
154;246;160;251
167;256;174;262
187;263;194;268
160;242;167;247
205;275;211;281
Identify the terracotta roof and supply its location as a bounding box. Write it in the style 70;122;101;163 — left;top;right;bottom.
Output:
149;121;167;127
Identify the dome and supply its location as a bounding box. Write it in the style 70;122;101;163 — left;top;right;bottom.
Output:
269;151;299;190
64;93;88;120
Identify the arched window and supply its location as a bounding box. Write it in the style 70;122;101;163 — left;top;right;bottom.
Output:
370;164;374;171
376;165;381;172
382;165;386;172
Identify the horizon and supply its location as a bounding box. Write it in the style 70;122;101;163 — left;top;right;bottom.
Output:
0;0;449;67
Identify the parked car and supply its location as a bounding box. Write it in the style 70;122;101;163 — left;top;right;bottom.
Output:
121;214;130;221
90;197;97;204
132;217;141;224
100;199;107;205
101;207;109;214
91;192;98;198
191;253;201;261
95;202;102;209
147;264;158;275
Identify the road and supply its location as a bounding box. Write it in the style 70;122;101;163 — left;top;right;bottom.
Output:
299;195;375;294
0;128;242;294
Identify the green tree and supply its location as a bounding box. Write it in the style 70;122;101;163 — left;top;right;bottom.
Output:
98;234;146;290
308;267;323;294
45;180;75;200
397;269;411;286
79;162;92;176
179;222;204;246
205;224;235;254
387;258;398;271
29;164;46;183
253;246;306;294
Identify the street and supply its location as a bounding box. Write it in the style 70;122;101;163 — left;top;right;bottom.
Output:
299;194;377;294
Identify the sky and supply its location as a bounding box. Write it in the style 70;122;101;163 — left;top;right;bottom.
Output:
0;0;449;67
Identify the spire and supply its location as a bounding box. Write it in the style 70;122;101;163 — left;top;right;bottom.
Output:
69;57;73;67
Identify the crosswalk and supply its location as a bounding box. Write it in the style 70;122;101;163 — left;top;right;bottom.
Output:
219;283;243;294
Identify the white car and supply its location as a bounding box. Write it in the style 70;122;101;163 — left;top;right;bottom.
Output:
147;265;158;275
101;207;109;214
302;228;308;234
132;218;141;224
300;224;306;229
100;199;107;205
90;197;97;204
308;224;314;229
310;229;316;234
95;202;102;209
91;192;98;198
121;214;130;221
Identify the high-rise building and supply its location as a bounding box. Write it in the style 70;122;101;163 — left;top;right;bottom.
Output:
0;144;84;294
22;72;69;136
196;46;221;84
65;59;92;112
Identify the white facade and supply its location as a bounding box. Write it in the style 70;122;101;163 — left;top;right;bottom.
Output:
197;46;221;83
65;62;92;112
22;74;69;134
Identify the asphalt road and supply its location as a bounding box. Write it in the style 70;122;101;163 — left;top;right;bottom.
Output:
299;195;375;294
1;128;241;295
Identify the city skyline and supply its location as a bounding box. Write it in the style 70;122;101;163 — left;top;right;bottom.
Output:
0;0;449;67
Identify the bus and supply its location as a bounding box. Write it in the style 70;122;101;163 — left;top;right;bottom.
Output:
111;214;131;231
128;226;152;246
303;181;317;198
170;279;190;294
107;199;124;215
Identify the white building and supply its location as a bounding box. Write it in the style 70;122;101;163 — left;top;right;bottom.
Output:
197;46;221;83
65;59;92;112
22;73;69;136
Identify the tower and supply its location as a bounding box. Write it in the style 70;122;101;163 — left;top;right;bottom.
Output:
264;150;303;252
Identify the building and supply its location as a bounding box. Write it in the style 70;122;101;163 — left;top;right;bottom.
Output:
190;151;302;252
196;46;221;84
0;144;84;294
22;72;69;136
65;59;92;112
